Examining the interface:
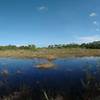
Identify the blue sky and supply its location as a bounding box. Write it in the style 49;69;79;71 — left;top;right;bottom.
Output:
0;0;100;47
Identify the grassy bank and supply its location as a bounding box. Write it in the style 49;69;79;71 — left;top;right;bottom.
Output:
0;48;100;59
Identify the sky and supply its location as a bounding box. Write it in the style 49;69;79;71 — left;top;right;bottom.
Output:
0;0;100;47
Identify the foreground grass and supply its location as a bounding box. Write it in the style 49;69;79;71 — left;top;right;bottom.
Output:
0;48;100;59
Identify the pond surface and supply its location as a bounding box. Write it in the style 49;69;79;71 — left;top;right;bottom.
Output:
0;57;100;99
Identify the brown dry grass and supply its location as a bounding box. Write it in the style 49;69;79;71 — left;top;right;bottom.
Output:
0;48;99;59
37;62;55;69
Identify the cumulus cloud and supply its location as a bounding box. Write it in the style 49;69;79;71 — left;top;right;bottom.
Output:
37;6;48;12
93;21;98;25
76;35;100;43
89;12;97;17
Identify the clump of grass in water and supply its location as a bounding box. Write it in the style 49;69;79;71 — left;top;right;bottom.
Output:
36;58;56;69
37;62;55;69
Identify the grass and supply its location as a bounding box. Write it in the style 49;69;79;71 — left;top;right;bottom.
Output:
37;62;55;69
0;48;99;59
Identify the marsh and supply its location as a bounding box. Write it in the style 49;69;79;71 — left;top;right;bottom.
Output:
0;57;99;100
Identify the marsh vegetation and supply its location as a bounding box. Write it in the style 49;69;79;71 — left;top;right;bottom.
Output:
0;41;100;59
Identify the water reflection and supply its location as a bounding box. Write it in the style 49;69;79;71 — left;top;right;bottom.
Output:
0;57;99;100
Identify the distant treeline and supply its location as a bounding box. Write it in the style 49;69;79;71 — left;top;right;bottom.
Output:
48;41;100;49
0;41;100;50
0;44;36;50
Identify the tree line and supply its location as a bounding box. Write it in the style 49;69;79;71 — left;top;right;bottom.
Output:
0;44;36;50
48;41;100;49
0;41;100;50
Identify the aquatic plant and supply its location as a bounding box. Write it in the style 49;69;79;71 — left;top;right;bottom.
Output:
1;69;9;78
42;90;50;100
36;62;55;69
80;62;100;100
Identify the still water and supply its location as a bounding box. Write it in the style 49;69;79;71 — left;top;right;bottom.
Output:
0;57;99;99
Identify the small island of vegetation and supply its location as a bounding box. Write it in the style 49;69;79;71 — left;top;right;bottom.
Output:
37;62;55;69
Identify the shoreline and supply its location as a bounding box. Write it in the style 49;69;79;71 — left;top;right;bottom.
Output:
0;48;99;59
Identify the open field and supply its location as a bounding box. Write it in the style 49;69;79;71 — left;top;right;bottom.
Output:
0;48;100;59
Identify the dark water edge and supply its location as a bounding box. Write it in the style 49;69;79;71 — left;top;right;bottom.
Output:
0;57;99;100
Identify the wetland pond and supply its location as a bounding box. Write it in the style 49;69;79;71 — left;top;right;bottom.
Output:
0;57;100;100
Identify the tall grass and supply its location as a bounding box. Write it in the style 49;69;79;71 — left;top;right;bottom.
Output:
0;48;100;59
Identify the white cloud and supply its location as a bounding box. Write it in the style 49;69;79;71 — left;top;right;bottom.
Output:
76;35;100;43
89;12;97;17
37;6;48;11
93;21;98;25
96;28;100;32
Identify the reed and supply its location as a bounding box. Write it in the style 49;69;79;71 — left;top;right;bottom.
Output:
0;48;99;59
